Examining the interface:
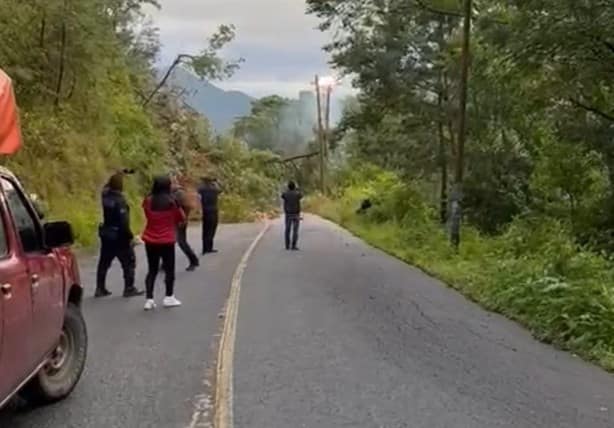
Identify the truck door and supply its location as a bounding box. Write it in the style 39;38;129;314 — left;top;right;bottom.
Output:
1;177;63;360
0;199;34;402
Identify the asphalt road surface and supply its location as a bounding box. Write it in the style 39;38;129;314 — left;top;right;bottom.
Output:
3;216;614;428
0;224;262;428
235;216;614;428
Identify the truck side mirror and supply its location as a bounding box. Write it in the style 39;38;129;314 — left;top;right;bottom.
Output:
44;221;74;248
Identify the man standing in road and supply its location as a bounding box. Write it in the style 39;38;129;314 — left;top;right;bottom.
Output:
198;176;223;254
95;171;144;298
172;176;199;271
282;181;303;251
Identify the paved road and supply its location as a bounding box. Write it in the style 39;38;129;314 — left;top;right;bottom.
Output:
3;217;614;428
0;224;262;428
234;215;614;428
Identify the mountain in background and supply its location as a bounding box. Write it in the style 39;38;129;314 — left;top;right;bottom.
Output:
167;67;254;132
165;67;344;134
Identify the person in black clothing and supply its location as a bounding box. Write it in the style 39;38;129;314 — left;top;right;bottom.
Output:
198;177;222;254
281;181;303;250
95;172;144;298
356;198;372;214
172;177;199;271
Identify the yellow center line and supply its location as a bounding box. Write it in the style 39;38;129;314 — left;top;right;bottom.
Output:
214;221;270;428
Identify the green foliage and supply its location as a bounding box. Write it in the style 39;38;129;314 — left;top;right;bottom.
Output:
530;135;609;232
189;25;243;80
309;168;614;370
219;194;254;224
233;96;290;152
199;137;281;217
233;95;315;157
0;0;274;246
307;0;614;244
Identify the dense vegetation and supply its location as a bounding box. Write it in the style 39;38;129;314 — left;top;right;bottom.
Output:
0;0;280;246
306;0;614;368
233;95;316;156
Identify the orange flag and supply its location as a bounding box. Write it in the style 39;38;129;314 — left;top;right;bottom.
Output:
0;69;22;155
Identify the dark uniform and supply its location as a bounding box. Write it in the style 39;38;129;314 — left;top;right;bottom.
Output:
282;185;303;250
173;186;199;269
198;180;222;254
95;175;142;298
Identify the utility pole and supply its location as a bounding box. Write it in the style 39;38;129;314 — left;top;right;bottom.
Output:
314;75;325;193
450;0;472;248
324;85;332;158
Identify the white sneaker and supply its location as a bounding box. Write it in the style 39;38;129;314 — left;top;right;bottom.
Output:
163;296;182;308
144;299;156;311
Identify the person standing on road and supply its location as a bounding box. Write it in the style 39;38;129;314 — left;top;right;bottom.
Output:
282;181;303;251
198;176;222;254
141;175;186;311
95;171;144;298
172;177;199;271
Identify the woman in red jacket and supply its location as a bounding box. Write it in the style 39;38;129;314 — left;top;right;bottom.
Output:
141;175;186;311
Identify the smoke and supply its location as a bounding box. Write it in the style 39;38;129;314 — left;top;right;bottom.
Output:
237;88;348;157
274;90;318;156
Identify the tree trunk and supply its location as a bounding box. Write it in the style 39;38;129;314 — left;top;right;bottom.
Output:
442;71;457;158
143;55;188;107
315;75;325;193
67;73;77;99
39;14;46;48
54;19;68;108
569;194;576;225
437;19;449;225
437;90;448;225
324;86;332;157
450;0;472;248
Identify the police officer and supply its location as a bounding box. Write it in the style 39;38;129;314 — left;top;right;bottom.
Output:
198;176;222;254
172;176;199;271
95;171;144;298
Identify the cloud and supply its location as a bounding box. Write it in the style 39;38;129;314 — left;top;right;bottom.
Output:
151;0;325;48
148;0;350;99
216;78;356;99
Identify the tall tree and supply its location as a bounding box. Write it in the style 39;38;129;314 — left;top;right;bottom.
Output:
449;0;472;248
308;0;614;248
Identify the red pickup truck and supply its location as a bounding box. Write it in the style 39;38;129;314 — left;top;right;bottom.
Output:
0;167;87;408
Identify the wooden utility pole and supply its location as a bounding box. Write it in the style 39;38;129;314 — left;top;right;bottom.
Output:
324;86;332;157
315;75;325;193
450;0;472;248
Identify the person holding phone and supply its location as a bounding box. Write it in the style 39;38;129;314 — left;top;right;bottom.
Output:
281;181;303;251
198;176;223;254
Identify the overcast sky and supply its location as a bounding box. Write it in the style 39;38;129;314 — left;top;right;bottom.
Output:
147;0;354;101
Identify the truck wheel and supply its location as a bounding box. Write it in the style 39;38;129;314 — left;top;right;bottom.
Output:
21;303;88;405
